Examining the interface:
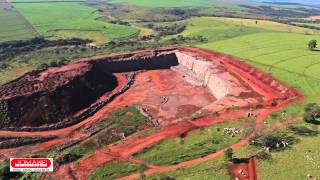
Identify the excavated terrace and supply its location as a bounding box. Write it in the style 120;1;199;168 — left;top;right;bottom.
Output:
0;46;297;130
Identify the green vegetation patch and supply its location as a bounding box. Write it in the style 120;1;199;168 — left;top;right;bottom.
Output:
146;156;230;180
258;135;320;179
109;0;215;8
88;161;141;180
162;17;262;43
57;106;149;165
12;2;138;43
134;118;254;166
0;10;37;42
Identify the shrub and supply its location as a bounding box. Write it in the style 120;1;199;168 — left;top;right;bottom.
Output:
303;103;320;124
224;148;233;161
250;131;297;151
57;153;83;165
308;40;317;50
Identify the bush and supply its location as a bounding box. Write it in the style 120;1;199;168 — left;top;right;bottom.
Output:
254;150;272;160
0;164;22;180
303;103;320;124
224;148;233;161
250;131;297;151
57;153;83;165
308;40;317;50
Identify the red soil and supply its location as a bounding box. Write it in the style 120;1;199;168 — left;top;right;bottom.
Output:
105;69;216;123
229;157;258;180
47;110;248;180
0;46;302;179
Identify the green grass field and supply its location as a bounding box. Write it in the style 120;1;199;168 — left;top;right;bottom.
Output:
12;2;138;43
258;134;320;180
190;18;320;178
293;22;320;28
109;0;218;7
134;118;254;166
88;161;141;180
109;0;243;12
146;157;231;180
200;32;320;103
0;9;37;42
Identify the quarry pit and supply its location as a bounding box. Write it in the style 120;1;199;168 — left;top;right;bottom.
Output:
0;46;297;131
0;46;301;180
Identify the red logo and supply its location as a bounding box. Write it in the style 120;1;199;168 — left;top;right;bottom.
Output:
10;158;53;172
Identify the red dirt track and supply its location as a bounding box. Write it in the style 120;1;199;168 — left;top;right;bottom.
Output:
229;157;258;180
0;46;302;179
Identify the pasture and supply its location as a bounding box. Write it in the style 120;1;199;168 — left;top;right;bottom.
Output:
109;0;215;7
108;0;243;11
0;1;37;42
146;157;230;179
88;161;141;180
200;32;320;102
12;2;138;43
134;118;254;166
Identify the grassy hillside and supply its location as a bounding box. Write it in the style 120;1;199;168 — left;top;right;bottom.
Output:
162;17;262;42
200;32;320;103
12;2;138;44
134;118;253;166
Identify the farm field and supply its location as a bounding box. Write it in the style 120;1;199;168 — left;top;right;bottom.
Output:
200;32;320;103
108;0;241;9
161;17;262;43
0;0;37;42
11;1;138;43
164;17;319;43
293;22;320;28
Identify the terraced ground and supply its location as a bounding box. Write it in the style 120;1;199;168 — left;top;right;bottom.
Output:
11;1;138;44
0;0;37;42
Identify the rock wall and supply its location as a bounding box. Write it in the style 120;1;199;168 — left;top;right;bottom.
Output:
175;51;230;99
92;53;179;73
0;64;119;128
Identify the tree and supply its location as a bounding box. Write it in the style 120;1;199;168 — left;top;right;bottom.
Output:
304;103;320;124
308;40;317;50
225;148;233;161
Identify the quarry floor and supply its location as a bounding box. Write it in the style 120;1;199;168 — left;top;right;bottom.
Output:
0;69;216;160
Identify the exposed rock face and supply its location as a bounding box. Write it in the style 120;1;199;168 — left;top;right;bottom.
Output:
0;46;297;130
175;51;230;99
0;63;118;128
